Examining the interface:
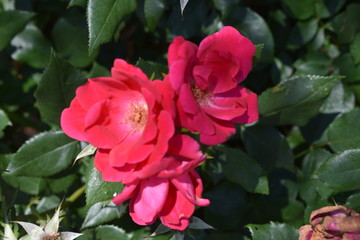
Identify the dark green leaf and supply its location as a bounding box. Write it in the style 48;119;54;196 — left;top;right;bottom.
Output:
2;174;44;195
87;0;137;53
247;222;299;240
150;224;170;237
223;147;263;193
314;0;345;18
44;174;77;194
0;109;11;138
259;75;341;126
36;195;61;213
188;216;214;230
320;82;355;114
345;192;360;211
243;125;294;173
34;52;87;126
212;0;239;18
334;53;360;83
350;33;360;64
144;0;165;31
332;3;360;44
175;232;184;240
81;202;121;229
301;148;331;178
79;225;130;240
254;44;264;62
0;10;34;51
5;131;79;177
254;176;269;195
85;159;123;206
316;149;360;192
281;0;314;20
11;24;51;69
52;17;98;67
68;0;87;8
288;18;318;48
322;109;360;152
230;7;274;63
88;62;111;78
135;58;167;80
293;52;331;75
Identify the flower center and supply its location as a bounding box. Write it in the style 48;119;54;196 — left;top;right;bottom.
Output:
123;101;148;133
191;84;211;105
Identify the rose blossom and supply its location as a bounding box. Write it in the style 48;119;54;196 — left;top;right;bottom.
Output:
61;59;176;182
167;26;258;145
112;169;210;230
299;205;360;240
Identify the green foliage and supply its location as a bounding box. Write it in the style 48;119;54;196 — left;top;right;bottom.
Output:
1;0;360;239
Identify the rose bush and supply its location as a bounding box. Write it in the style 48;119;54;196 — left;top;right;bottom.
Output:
167;26;258;145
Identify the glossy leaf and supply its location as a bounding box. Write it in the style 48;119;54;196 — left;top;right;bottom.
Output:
87;0;136;53
319;82;355;114
350;33;360;64
34;52;86;126
188;216;214;230
81;202;121;229
345;193;360;211
0;10;34;51
0;109;11;138
247;222;299;240
68;0;87;8
334;53;360;83
332;3;360;44
85;160;123;206
281;0;314;20
243;125;294;173
11;24;51;69
213;0;239;18
79;225;130;240
322;109;360;152
135;58;167;80
223;147;263;193
4;131;79;177
259;75;340;126
314;0;345;18
316;149;360;192
52;17;98;67
144;0;165;31
288;18;318;48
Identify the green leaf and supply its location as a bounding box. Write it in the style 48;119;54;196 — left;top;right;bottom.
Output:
44;174;77;194
52;17;98;68
188;216;214;230
88;62;111;78
75;144;97;164
3;174;45;195
281;0;314;20
319;82;355;114
135;58;167;80
332;3;360;44
223;147;263;193
243;125;294;173
68;0;87;8
350;33;360;64
87;0;137;53
79;225;130;240
11;24;51;69
34;52;87;126
231;7;274;63
247;222;299;240
0;0;15;10
36;195;61;213
85;159;123;206
0;10;34;51
0;109;11;138
288;18;318;48
316;149;360;192
322;109;360;152
314;0;346;18
334;53;360;83
254;176;269;195
5;131;79;177
212;0;240;18
301;148;331;178
259;75;341;126
253;44;264;62
81;202;121;229
345;192;360;211
144;0;165;31
294;52;332;75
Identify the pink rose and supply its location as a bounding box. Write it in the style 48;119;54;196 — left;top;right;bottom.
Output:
167;26;258;145
61;59;175;182
112;169;210;231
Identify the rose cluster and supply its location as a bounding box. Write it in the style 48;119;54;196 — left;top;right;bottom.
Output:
61;26;258;230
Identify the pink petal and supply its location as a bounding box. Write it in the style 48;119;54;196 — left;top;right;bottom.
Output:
171;172;196;204
232;87;258;124
112;182;139;205
178;84;199;114
130;177;169;225
60;98;87;142
199;117;235;145
190;170;210;206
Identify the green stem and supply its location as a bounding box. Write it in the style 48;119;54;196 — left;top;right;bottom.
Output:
65;185;85;204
